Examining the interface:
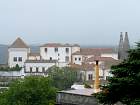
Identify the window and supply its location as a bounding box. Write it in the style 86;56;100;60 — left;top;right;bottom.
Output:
88;74;93;80
44;48;47;52
13;57;17;62
18;57;22;62
58;53;60;56
55;48;58;52
79;58;81;61
65;56;69;62
36;67;39;72
66;48;69;53
80;73;83;80
42;67;45;72
75;57;77;61
50;57;52;60
30;67;32;72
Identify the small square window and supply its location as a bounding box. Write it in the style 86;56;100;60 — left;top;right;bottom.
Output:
13;57;17;62
44;48;47;52
30;67;32;72
18;57;22;62
88;74;93;80
55;48;58;52
66;48;69;53
65;56;69;62
50;57;52;60
36;67;39;72
42;67;45;72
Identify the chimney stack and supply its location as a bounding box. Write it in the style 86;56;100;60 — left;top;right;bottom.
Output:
94;60;100;93
123;32;130;59
118;32;124;59
118;32;130;60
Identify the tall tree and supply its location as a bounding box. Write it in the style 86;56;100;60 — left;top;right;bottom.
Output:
0;76;57;105
95;42;140;105
48;66;78;90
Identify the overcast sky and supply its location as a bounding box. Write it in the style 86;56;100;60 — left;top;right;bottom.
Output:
0;0;140;46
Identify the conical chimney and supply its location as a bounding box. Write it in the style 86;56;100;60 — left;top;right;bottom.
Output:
123;32;130;59
118;32;124;59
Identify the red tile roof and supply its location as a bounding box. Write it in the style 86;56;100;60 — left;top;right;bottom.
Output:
86;56;117;62
73;48;113;55
9;37;29;48
28;53;40;56
69;63;95;70
40;43;80;47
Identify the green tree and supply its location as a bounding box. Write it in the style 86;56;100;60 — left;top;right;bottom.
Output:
48;66;78;90
95;42;140;105
0;64;22;71
0;76;57;105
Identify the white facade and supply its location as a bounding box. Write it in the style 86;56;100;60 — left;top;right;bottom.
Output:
101;53;118;60
7;37;119;79
71;46;80;54
80;68;108;81
24;61;57;76
8;48;29;67
40;47;72;65
72;55;83;65
28;55;41;60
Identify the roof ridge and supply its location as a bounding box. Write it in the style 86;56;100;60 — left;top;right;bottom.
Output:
9;37;29;48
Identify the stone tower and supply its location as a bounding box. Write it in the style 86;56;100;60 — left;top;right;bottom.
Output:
118;32;124;59
123;32;130;59
118;32;130;60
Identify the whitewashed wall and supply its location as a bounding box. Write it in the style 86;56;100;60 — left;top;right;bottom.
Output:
8;48;29;67
25;62;56;73
40;47;72;63
72;55;83;65
101;53;118;60
28;56;41;60
71;46;80;54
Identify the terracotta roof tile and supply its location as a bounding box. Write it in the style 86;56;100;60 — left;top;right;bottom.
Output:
40;43;80;47
9;37;29;48
69;63;95;70
73;48;113;55
28;53;40;56
86;56;117;62
40;43;70;47
86;56;120;69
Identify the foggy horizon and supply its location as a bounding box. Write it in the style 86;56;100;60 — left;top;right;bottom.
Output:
0;0;140;46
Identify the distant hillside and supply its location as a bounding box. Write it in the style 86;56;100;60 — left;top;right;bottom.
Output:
0;45;8;64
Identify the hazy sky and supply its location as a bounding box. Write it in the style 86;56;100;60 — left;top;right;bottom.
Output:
0;0;140;46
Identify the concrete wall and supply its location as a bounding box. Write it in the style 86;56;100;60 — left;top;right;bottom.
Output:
56;92;98;105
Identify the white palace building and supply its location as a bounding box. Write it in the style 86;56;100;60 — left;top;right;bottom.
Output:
7;37;121;80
